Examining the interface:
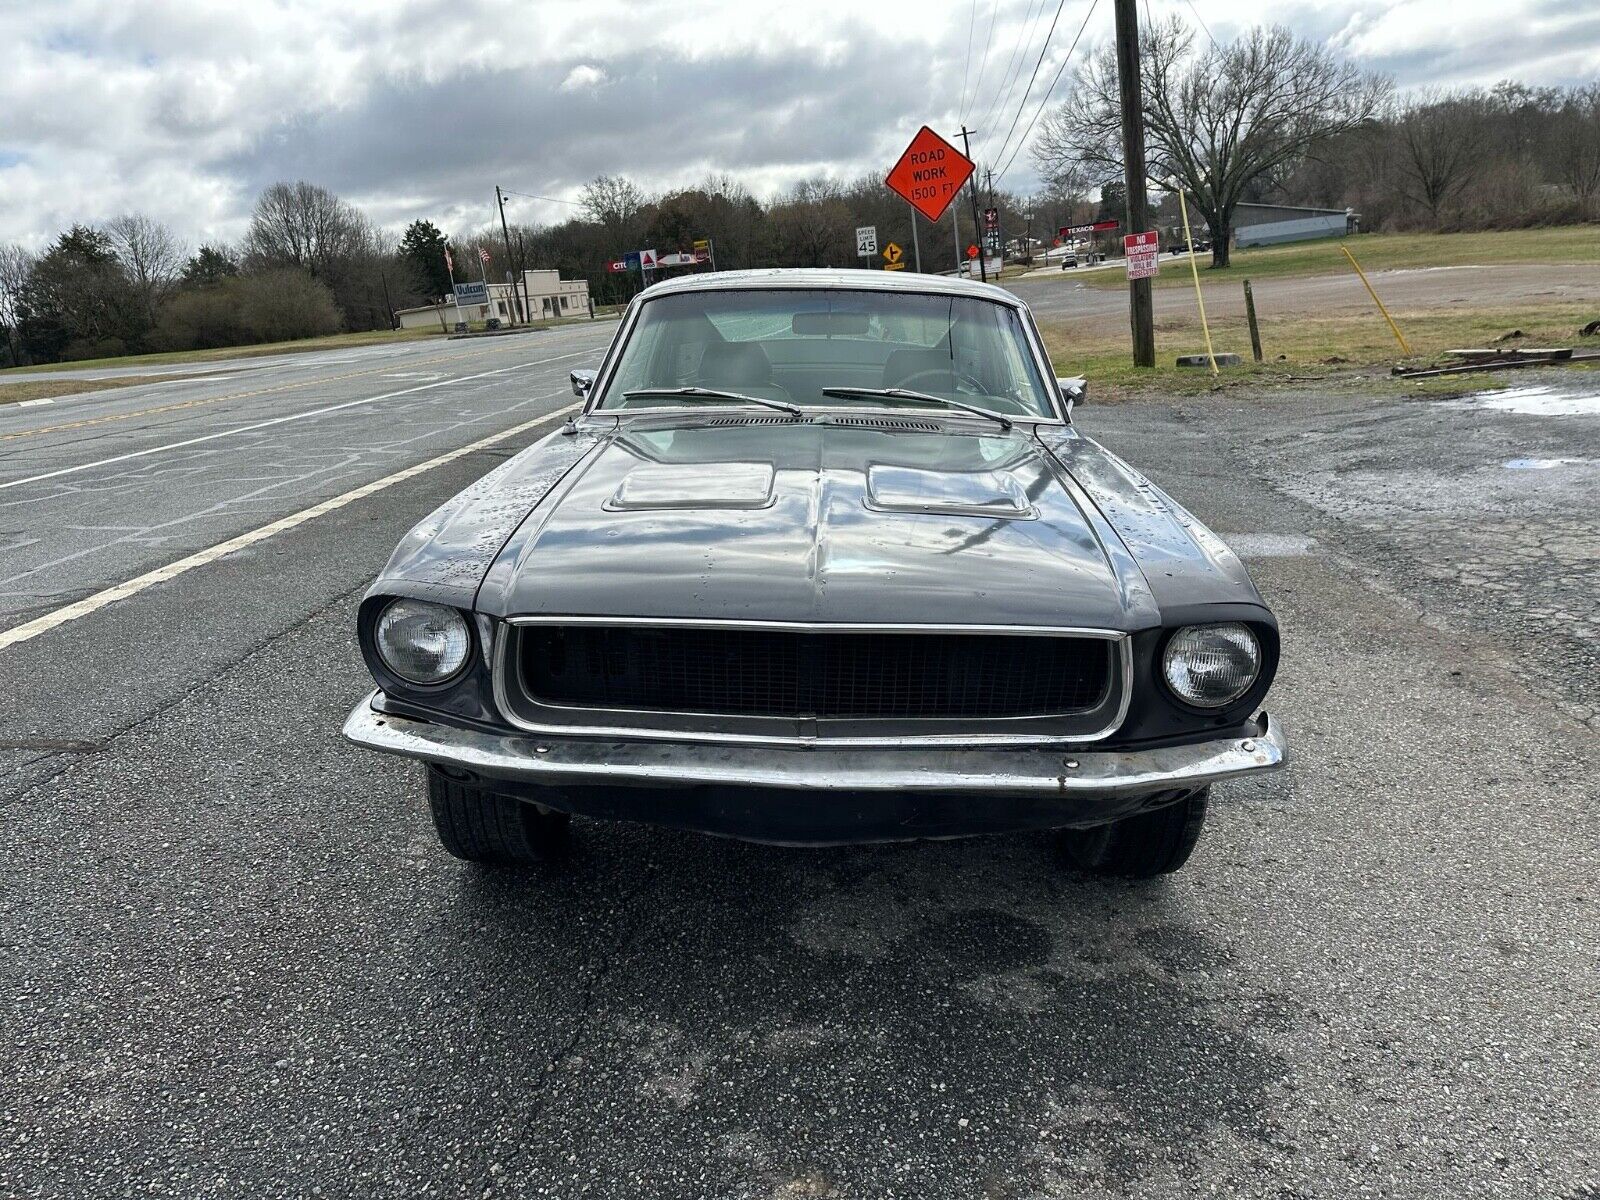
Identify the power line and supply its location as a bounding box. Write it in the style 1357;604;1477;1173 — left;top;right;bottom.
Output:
972;0;1036;140
994;0;1100;186
499;189;583;208
1182;0;1218;50
974;0;1044;141
989;0;1071;171
959;0;978;117
964;0;1002;123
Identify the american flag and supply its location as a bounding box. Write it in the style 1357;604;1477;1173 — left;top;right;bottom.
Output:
478;247;491;264
443;247;453;273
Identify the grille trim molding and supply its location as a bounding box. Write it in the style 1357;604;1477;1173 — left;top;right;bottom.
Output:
492;617;1133;747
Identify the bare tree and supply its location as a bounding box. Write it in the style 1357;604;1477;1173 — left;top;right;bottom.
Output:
244;181;380;281
579;175;647;251
105;214;186;327
1390;91;1488;224
1550;84;1600;217
1037;18;1389;265
768;179;853;267
0;243;36;365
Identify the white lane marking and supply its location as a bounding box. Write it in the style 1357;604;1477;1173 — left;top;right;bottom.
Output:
0;403;580;652
17;398;55;408
0;350;592;494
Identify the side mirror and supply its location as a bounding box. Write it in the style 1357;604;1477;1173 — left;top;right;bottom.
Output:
1057;376;1087;412
570;369;597;398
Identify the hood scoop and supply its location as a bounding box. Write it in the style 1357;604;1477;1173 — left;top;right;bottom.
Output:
607;461;775;511
865;464;1036;519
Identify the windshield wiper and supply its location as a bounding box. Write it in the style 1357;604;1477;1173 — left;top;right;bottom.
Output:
622;386;803;417
818;386;1013;431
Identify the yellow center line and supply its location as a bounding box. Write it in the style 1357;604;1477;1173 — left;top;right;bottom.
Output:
0;338;550;443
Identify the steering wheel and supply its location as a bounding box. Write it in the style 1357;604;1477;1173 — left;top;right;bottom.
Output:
893;367;989;395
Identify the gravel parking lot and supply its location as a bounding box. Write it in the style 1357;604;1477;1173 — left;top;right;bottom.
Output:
1;325;1595;1198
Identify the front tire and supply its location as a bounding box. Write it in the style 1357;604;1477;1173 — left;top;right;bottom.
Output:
1058;787;1209;879
426;767;570;865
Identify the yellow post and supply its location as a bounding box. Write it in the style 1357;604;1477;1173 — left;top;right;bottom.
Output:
1340;244;1412;356
1177;190;1219;376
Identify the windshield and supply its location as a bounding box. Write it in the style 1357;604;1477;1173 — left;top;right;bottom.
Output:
592;288;1058;419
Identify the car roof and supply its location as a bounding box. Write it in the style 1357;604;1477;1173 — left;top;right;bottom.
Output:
635;267;1024;307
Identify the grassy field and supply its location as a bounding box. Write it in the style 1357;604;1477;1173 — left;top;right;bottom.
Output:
1072;225;1600;291
1040;300;1600;400
2;327;449;375
0;374;198;406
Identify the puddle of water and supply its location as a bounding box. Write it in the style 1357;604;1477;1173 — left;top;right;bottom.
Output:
1224;532;1319;557
1504;457;1584;470
1449;384;1600;417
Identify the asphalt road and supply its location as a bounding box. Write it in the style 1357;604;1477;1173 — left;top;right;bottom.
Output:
2;313;1596;1199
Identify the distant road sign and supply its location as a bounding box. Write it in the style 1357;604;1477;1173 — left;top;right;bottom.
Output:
453;282;488;308
882;242;904;268
856;225;878;257
885;126;975;223
1124;231;1161;280
1061;219;1119;238
966;244;979;259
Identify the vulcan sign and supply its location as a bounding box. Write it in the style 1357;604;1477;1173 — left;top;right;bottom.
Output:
885;126;975;223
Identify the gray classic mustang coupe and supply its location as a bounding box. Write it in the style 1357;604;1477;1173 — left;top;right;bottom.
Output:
344;269;1284;876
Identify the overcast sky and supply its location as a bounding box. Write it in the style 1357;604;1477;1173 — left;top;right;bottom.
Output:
3;0;1597;251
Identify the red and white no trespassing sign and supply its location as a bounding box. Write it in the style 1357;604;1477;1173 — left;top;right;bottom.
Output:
1124;231;1160;280
885;126;976;223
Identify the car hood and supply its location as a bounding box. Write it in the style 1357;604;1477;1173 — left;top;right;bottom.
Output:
475;417;1160;630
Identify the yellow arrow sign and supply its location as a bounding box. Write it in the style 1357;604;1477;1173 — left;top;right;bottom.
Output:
882;242;903;265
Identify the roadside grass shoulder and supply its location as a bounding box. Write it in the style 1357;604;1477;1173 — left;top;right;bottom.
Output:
1068;225;1600;292
3;327;448;375
0;375;197;406
1041;300;1599;401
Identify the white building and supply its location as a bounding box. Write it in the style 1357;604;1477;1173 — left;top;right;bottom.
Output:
394;269;592;330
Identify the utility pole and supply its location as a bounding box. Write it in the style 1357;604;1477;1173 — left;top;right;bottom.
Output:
1114;0;1155;367
495;185;531;325
378;268;395;330
957;126;986;282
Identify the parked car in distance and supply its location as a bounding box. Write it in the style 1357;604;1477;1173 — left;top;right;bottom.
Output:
345;269;1285;877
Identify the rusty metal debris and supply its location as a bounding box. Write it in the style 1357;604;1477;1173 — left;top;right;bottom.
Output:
1392;347;1600;379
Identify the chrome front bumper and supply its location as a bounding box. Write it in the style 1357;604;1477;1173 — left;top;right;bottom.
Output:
342;690;1285;800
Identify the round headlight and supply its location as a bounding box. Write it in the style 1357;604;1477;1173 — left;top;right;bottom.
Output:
375;599;471;685
1162;623;1261;708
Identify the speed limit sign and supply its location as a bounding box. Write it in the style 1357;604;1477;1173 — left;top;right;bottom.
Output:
855;225;878;257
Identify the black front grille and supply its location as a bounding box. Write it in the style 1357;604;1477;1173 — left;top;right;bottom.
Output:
520;625;1113;720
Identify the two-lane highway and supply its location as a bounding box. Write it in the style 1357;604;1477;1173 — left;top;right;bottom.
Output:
2;313;1595;1199
0;325;616;637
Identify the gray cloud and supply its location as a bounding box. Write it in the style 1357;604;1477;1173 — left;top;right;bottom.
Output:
2;0;1597;249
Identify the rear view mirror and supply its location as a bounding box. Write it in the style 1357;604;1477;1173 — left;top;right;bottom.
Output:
792;311;870;336
571;369;597;397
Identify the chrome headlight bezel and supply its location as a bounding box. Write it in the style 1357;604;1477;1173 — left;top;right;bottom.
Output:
1160;622;1263;710
373;598;473;687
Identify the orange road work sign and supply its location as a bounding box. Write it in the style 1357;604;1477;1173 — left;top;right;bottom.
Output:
885;126;975;223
